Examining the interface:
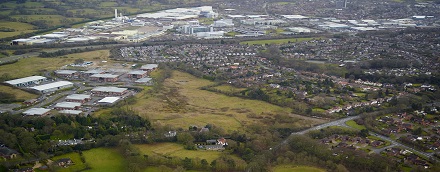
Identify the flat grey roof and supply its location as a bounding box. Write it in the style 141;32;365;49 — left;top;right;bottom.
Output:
54;102;82;108
66;94;91;100
92;86;127;93
98;97;120;104
5;76;46;85
30;81;73;91
140;64;158;70
90;74;119;78
128;70;148;75
59;110;83;115
55;70;78;75
135;77;152;83
23;108;51;116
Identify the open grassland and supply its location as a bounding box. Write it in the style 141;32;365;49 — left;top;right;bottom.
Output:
346;120;367;130
135;143;222;163
0;21;36;38
212;84;246;93
83;148;126;172
114;71;325;133
0;50;111;78
11;15;85;27
273;165;326;172
51;152;86;172
240;37;319;45
0;85;38;100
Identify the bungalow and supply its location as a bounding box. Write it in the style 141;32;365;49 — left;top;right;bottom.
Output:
0;147;19;160
371;140;383;147
56;158;73;167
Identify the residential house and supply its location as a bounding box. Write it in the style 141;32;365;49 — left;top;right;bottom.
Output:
56;158;73;167
0;147;19;160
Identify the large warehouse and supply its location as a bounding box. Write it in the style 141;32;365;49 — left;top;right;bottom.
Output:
29;81;74;93
22;108;51;116
5;76;47;87
92;87;128;96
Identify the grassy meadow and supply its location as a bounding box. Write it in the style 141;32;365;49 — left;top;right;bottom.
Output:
0;85;38;100
273;165;326;172
82;148;127;172
51;152;87;172
108;71;325;133
0;50;111;78
135;143;222;163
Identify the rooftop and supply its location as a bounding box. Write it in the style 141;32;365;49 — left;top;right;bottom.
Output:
59;110;83;115
30;81;73;91
55;70;78;75
5;76;46;85
54;102;82;108
66;94;91;100
128;70;148;75
92;86;127;93
90;74;120;78
23;108;51;116
140;64;158;70
98;97;120;104
135;77;152;83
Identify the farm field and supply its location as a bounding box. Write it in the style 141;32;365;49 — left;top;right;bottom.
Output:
82;148;127;172
116;71;326;133
273;165;326;172
135;143;222;163
240;37;319;45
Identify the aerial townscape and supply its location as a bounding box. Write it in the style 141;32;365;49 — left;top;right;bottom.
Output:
0;0;440;171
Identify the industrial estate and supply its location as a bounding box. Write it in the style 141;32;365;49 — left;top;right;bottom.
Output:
0;0;440;172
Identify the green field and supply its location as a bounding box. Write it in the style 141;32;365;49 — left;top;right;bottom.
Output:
83;148;127;172
51;152;87;172
0;85;38;100
135;143;222;163
240;37;319;45
0;21;36;38
112;71;325;132
273;165;326;172
0;50;111;78
346;120;367;130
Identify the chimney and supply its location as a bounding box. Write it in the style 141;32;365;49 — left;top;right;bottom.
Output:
115;9;118;19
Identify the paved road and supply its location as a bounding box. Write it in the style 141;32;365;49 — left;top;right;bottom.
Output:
292;115;360;135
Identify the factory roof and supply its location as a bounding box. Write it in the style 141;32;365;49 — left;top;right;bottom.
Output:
66;94;91;100
23;108;51;116
54;102;82;109
281;15;309;19
92;87;127;93
5;76;46;85
128;70;148;75
90;74;120;78
59;110;83;115
30;81;73;91
55;70;78;75
98;97;120;104
140;64;158;70
135;77;152;83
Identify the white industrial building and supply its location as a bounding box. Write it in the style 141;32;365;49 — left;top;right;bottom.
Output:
29;81;74;93
140;64;158;71
54;102;82;110
59;110;83;115
23;108;51;116
98;97;121;105
5;76;47;87
92;87;128;96
213;19;234;27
